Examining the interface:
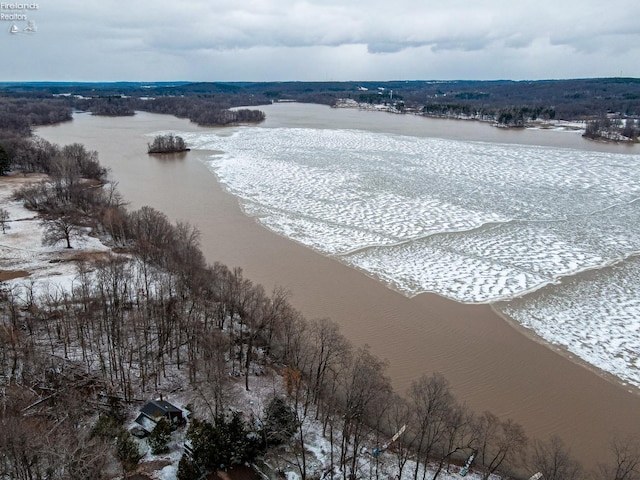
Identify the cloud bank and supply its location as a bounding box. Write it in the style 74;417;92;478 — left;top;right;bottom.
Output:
4;0;640;81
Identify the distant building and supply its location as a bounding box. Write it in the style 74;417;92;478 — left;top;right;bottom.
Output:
134;398;185;433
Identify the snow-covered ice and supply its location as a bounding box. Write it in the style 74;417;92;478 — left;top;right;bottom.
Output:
177;126;640;389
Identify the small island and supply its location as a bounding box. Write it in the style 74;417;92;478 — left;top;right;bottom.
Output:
147;134;190;154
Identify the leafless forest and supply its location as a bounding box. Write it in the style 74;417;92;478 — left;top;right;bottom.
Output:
1;91;639;480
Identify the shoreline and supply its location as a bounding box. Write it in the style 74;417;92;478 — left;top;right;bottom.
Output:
204;171;640;466
334;99;587;132
229;184;640;398
335;99;640;144
490;303;640;397
33;109;640;468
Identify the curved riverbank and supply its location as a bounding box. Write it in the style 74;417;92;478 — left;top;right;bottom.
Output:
35;108;640;468
491;302;640;396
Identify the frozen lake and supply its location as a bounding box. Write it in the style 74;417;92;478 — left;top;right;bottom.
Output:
176;121;640;388
37;106;640;465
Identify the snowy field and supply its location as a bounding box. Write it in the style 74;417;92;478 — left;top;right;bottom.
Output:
177;127;640;389
0;175;110;299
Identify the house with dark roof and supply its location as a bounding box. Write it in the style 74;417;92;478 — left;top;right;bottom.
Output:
134;398;185;433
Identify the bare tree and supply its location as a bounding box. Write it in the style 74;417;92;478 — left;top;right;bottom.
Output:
307;317;350;406
13;136;59;173
55;143;105;181
171;220;205;276
272;303;310;370
530;434;583;480
199;328;231;417
283;366;314;480
128;206;174;265
41;210;83;248
475;411;528;480
409;372;454;480
100;205;129;246
0;143;10;175
598;433;640;480
45;426;110;479
339;345;392;479
0;207;9;233
0;322;21;384
241;284;269;391
432;402;477;479
383;394;413;480
0;414;50;480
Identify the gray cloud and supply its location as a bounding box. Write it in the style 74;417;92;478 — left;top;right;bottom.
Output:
4;0;640;81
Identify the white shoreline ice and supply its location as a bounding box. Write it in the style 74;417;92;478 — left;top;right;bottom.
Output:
177;125;640;390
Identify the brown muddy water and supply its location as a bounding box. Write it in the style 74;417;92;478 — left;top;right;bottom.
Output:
37;104;640;468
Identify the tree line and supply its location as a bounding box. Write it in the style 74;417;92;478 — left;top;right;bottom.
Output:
1;99;639;480
5;78;640;130
0;87;267;129
133;96;267;126
419;104;557;126
0;97;72;140
584;116;639;142
69;96;267;126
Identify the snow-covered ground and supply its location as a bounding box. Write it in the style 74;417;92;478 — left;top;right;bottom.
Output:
0;174;111;299
176;126;640;390
1;174;509;480
130;370;503;480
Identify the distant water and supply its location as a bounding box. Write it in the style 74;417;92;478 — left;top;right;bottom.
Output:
171;122;640;389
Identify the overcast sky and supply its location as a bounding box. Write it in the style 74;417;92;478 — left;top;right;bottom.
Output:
3;0;640;82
